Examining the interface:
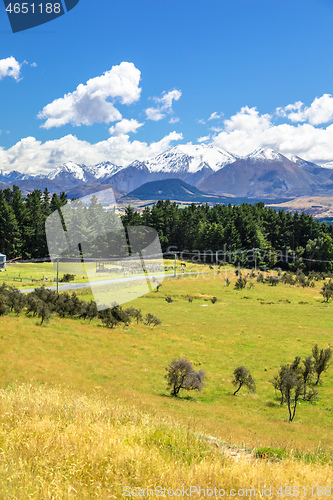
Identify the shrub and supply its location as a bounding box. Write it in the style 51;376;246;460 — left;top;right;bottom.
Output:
125;307;143;324
145;313;161;327
79;300;98;322
0;296;9;316
98;305;131;329
265;276;279;286
59;274;75;283
165;358;205;396
256;272;264;283
234;276;247;290
320;280;333;302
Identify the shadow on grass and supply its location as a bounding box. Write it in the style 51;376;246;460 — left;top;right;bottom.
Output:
158;392;197;401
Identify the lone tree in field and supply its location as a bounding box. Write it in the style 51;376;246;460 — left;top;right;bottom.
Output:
279;365;303;422
165;358;205;397
271;356;317;405
232;366;255;395
312;344;332;384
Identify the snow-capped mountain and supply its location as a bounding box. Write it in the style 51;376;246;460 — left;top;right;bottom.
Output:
46;161;123;184
47;162;88;182
3;145;333;200
246;148;289;162
84;161;123;180
0;169;26;183
105;144;239;193
145;144;238;173
198;147;329;198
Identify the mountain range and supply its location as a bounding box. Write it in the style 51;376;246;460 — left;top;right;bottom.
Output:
2;144;333;202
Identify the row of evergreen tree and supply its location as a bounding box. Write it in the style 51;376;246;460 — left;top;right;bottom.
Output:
1;186;333;271
0;186;67;259
122;200;333;271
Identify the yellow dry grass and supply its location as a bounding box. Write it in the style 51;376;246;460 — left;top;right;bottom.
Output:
0;383;332;499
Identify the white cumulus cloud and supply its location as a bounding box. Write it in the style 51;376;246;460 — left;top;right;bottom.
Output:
109;118;143;136
278;94;333;126
0;132;183;176
38;62;141;129
0;56;23;81
211;102;333;164
145;89;181;121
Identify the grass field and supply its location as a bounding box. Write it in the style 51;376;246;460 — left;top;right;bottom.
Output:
0;264;333;496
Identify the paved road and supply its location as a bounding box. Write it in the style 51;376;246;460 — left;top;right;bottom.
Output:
20;271;206;294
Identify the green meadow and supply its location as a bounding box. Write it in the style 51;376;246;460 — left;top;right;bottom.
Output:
0;263;333;496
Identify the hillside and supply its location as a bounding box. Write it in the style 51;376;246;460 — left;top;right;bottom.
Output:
268;196;333;219
0;383;331;498
1;264;333;495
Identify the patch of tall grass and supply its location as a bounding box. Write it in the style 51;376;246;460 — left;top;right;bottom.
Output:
0;384;332;498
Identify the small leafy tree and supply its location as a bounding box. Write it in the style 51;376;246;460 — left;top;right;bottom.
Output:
312;344;332;384
301;356;315;398
165;358;205;396
37;301;51;325
270;364;290;405
279;365;303;422
271;356;317;405
232;366;255;395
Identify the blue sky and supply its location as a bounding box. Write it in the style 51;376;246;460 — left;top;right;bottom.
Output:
1;0;333;174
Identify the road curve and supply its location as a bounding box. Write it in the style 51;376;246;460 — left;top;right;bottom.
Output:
20;271;207;294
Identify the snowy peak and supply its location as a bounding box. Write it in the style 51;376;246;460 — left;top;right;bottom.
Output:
85;161;123;179
321;161;333;169
127;160;148;170
47;161;123;183
145;144;238;174
0;169;26;182
246;148;289;162
48;162;88;181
